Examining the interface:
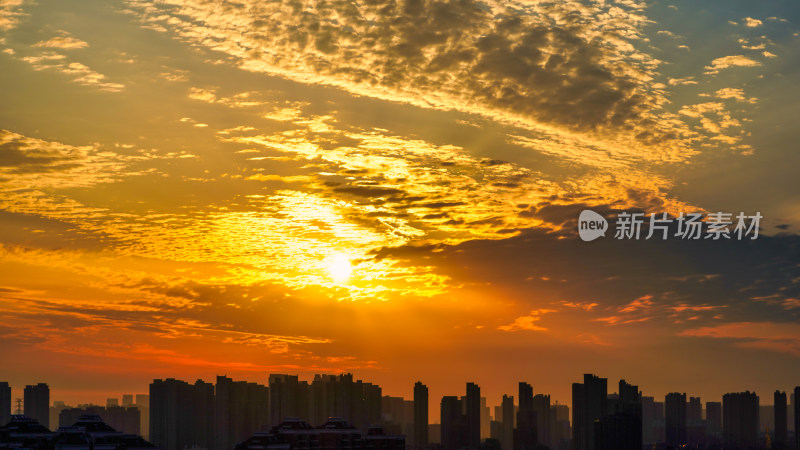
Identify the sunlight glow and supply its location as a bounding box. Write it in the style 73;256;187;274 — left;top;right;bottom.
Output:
326;253;353;283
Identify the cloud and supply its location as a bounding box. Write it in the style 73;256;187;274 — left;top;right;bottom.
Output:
680;322;800;356
0;0;26;31
714;88;757;103
705;55;762;74
33;35;89;49
188;87;273;108
21;52;124;91
498;309;556;332
126;0;730;164
742;17;762;28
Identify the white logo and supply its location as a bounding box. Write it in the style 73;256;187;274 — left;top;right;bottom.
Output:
578;210;608;242
577;210;762;241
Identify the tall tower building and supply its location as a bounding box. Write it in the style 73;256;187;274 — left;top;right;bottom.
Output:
516;382;537;450
0;382;10;426
664;393;687;448
23;383;49;429
269;374;309;426
722;391;759;448
215;376;268;450
441;396;468;450
466;382;481;449
135;394;150;440
501;395;514;450
414;381;429;446
150;378;214;450
794;387;800;450
687;397;702;423
775;390;787;449
532;394;550;447
572;374;607;450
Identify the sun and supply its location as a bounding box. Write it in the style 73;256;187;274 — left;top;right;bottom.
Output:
326;253;353;283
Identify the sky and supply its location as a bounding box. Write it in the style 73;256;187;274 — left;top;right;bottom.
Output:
1;0;800;413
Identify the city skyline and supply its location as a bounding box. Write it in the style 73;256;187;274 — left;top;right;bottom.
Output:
4;373;800;450
1;0;800;419
3;372;799;423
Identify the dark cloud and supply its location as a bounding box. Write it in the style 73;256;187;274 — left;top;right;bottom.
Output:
0;140;77;173
375;203;800;329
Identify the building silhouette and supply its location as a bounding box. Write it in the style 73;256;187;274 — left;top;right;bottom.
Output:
531;394;549;448
794;386;800;450
305;373;381;430
10;372;800;450
441;395;469;450
136;393;150;440
572;374;607;450
0;382;10;426
550;403;570;450
499;394;514;450
664;392;686;447
270;374;308;426
23;383;49;430
515;382;538;450
0;413;155;448
414;381;428;446
59;405;141;435
593;379;640;450
722;391;759;449
215;376;269;450
234;417;404;450
466;383;481;449
775;390;788;449
686;396;706;447
149;378;213;450
641;396;658;446
381;395;413;437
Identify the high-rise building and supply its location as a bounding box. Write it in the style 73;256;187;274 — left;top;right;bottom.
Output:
441;396;468;450
790;391;796;434
641;396;657;445
306;373;380;429
215;376;269;450
481;397;490;440
466;383;481;449
705;401;722;447
664;392;686;448
686;396;704;448
722;391;759;448
135;394;150;440
501;395;514;450
23;383;49;429
269;374;308;426
382;395;413;437
687;397;702;423
515;382;537;450
572;374;607;450
532;394;550;448
595;379;640;450
775;390;787;449
550;403;570;450
414;381;428;446
149;378;213;450
0;382;10;426
794;387;800;450
122;394;134;407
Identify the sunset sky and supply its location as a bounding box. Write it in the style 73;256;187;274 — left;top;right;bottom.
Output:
1;0;800;412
